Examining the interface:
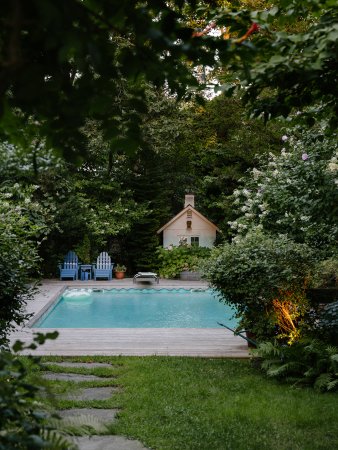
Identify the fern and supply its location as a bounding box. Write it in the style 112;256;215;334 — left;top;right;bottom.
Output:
254;338;338;391
314;373;334;392
327;379;338;391
48;415;109;436
267;361;304;378
329;353;338;363
60;415;109;435
41;429;77;450
254;341;284;358
304;367;320;378
261;358;283;371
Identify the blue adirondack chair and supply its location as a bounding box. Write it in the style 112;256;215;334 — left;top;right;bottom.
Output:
93;252;114;280
59;251;79;280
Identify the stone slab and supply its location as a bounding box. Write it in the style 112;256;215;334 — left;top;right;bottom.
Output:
58;408;118;423
42;372;109;381
43;362;113;368
63;387;118;401
73;436;148;450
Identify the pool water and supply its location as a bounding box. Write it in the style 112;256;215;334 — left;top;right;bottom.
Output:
35;288;238;329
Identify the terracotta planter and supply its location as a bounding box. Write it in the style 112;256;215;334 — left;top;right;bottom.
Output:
114;271;125;279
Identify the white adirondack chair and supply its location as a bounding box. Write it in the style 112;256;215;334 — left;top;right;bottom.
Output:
93;252;114;280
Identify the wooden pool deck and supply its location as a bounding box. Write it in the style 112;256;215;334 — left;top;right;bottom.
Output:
10;279;249;358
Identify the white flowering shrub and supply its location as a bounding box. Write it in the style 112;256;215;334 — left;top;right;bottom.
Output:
229;132;337;253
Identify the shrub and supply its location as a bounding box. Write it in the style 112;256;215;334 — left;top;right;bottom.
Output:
202;229;315;340
75;234;91;264
157;246;211;279
0;186;53;348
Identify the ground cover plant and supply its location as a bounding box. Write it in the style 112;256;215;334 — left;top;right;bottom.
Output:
37;356;338;450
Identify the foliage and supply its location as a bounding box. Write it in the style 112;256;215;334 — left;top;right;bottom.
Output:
1;0;336;160
316;301;338;344
0;184;56;347
157;245;211;279
75;234;91;264
311;257;338;288
214;0;338;129
229;130;338;252
178;95;281;233
202;229;315;340
253;339;338;392
114;264;126;272
0;332;77;450
0;0;217;157
124;145;171;273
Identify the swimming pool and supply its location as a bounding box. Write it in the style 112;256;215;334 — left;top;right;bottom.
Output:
34;288;238;329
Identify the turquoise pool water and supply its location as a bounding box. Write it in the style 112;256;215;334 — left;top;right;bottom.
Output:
35;288;238;329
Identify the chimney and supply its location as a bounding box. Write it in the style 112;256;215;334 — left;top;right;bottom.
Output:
184;194;195;208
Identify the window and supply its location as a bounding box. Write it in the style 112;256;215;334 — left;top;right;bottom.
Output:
191;236;199;247
187;220;192;229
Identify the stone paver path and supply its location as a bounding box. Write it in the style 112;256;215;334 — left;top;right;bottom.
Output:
73;435;149;450
43;361;149;450
42;372;113;381
58;408;119;423
63;386;118;401
43;362;114;368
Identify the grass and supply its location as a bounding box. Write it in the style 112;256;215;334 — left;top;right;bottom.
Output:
37;356;338;450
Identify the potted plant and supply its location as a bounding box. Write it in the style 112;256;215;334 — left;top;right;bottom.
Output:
114;264;126;279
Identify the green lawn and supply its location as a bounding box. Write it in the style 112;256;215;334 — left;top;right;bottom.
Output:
40;356;338;450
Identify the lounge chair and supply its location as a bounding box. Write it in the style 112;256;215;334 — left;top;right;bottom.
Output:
93;252;114;280
133;272;159;284
59;251;79;280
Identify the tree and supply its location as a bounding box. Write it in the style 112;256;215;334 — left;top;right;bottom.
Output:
0;0;213;157
182;95;280;233
216;0;338;128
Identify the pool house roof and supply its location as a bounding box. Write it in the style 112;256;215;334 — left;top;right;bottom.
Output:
157;204;220;234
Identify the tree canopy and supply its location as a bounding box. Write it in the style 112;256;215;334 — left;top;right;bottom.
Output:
0;0;202;157
2;0;336;160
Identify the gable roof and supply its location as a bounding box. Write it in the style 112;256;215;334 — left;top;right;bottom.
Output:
157;204;220;234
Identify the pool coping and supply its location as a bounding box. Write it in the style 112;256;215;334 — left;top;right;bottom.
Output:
10;279;250;358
